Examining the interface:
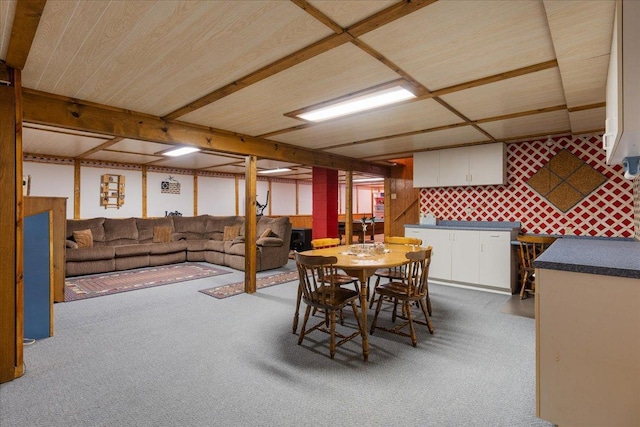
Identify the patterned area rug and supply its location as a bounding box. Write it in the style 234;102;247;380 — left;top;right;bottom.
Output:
199;270;299;299
65;263;232;302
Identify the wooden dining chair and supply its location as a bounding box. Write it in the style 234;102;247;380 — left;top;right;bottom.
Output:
517;235;556;299
370;248;434;347
295;253;365;360
368;236;423;309
292;237;357;334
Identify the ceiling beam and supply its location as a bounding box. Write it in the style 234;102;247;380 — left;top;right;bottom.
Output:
23;89;390;176
5;0;47;70
76;137;124;159
346;0;438;38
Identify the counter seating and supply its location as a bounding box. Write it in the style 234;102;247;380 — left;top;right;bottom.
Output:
65;215;292;276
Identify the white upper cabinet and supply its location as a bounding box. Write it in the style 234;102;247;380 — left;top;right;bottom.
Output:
604;0;640;165
413;142;506;188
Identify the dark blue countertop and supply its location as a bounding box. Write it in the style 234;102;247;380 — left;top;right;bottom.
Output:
406;220;520;232
534;238;640;279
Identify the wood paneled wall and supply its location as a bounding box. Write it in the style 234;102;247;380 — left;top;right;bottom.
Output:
387;158;420;238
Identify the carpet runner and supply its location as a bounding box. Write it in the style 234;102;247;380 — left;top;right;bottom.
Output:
199;270;299;299
65;263;232;302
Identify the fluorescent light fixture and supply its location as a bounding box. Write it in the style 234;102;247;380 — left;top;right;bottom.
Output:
298;86;416;122
163;147;201;157
353;177;384;183
258;168;292;174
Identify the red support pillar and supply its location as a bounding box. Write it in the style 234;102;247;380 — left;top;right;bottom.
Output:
312;167;338;239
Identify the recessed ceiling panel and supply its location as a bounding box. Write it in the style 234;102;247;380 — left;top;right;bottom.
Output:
24;1;333;116
0;0;17;59
23;127;110;158
308;0;398;28
440;68;566;121
257;159;300;170
202;164;246;174
544;0;615;108
271;98;463;150
326;126;488;159
180;43;400;136
109;139;175;156
151;153;234;170
85;151;159;164
360;0;556;90
569;107;605;134
478;110;570;140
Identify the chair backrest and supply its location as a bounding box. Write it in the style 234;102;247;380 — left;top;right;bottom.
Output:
385;236;422;246
311;237;341;249
404;247;432;297
517;235;556;269
295;253;339;308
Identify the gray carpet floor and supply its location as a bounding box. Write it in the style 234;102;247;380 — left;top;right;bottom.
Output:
0;261;551;427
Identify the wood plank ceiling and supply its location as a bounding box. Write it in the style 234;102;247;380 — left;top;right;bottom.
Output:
1;0;615;181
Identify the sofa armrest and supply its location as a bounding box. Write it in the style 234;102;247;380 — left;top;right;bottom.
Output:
66;239;78;249
257;237;283;247
231;236;245;245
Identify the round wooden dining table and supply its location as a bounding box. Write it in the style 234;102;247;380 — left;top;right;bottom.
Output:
299;243;417;361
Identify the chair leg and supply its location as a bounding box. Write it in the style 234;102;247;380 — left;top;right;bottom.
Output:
350;301;363;336
391;299;399;323
519;271;530;299
405;300;417;347
425;286;432;316
298;305;312;345
368;276;382;309
370;295;384;335
419;299;434;334
329;309;336;359
292;283;302;334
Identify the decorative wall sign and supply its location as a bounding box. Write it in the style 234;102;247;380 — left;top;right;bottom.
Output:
161;176;181;194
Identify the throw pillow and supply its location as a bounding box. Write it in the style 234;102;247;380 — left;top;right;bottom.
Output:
73;229;93;248
259;228;272;239
223;225;240;241
153;226;172;243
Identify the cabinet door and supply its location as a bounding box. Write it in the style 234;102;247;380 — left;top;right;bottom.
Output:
478;231;512;290
413;151;440;187
450;229;480;284
468;143;506;186
423;228;452;280
438;147;469;187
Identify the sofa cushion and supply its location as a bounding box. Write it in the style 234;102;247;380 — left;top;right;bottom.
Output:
204;239;226;252
73;229;93;248
67;217;105;242
114;244;151;257
186;239;209;252
205;216;238;233
136;217;174;242
173;215;208;234
66;239;78;249
149;240;187;255
104;218;139;241
66;246;115;262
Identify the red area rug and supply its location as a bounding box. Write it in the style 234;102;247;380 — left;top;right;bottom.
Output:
65;263;232;302
199;270;299;299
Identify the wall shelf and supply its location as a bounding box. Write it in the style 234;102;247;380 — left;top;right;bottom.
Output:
100;174;125;209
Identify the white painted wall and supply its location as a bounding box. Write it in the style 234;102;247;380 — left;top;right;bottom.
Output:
80;166;143;218
237;179;269;215
298;182;312;215
147;171;194;217
357;186;373;215
23;162;75;218
198;176;236;215
270;181;296;215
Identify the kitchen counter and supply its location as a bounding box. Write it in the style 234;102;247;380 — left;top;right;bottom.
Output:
534;237;640;279
406;220;521;232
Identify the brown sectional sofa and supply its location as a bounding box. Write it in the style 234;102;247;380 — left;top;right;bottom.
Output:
65;215;292;276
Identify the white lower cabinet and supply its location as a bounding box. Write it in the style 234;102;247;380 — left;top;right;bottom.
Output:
405;226;514;292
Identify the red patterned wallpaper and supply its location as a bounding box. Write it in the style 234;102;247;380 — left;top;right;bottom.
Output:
419;135;635;237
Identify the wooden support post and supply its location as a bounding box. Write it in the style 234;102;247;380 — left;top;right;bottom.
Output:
73;159;80;219
345;171;353;245
141;166;147;218
244;156;257;294
193;172;198;216
0;67;24;383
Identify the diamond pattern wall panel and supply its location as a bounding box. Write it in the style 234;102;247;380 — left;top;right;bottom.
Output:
634;177;640;240
419;135;635;237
